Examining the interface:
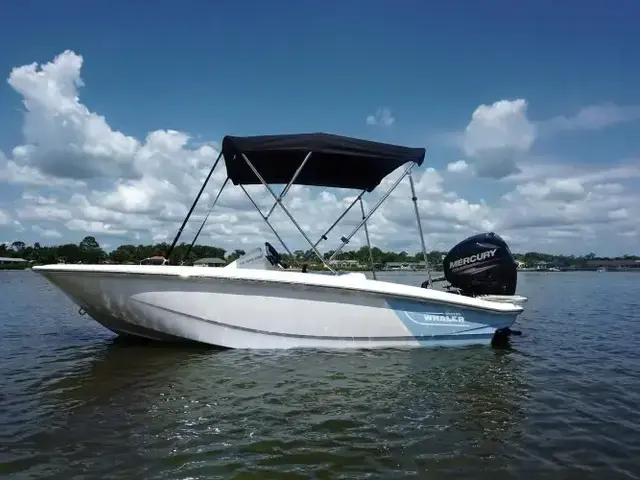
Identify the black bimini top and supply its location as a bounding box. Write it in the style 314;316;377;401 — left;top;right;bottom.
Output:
221;133;425;192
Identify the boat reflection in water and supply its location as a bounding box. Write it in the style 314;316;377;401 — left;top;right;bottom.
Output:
11;340;526;476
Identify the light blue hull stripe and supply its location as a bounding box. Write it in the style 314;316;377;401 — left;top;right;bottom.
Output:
129;299;497;344
386;297;514;347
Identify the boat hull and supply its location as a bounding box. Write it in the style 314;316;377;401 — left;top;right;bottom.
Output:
34;266;523;349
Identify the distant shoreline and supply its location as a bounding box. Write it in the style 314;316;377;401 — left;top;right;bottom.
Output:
0;264;28;271
4;265;638;274
2;236;639;273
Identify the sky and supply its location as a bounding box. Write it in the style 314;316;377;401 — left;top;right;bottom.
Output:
0;0;639;257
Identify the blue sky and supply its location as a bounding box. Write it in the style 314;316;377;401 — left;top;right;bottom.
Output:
0;0;639;256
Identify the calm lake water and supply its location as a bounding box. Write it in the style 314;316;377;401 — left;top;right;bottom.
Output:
1;270;639;479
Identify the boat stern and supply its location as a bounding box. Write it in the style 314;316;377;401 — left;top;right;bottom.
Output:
383;287;525;348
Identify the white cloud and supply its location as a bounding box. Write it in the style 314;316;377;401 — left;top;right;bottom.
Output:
451;99;640;181
463;99;536;156
446;160;469;173
366;107;395;126
0;51;639;258
7;51;139;180
0;150;85;188
514;177;586;202
460;99;536;179
0;209;10;226
32;225;62;238
494;165;640;245
542;103;640;133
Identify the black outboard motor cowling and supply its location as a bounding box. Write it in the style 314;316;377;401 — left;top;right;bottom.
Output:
443;232;517;297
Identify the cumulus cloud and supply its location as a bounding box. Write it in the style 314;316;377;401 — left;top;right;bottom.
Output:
514;178;586;203
494;165;640;245
446;160;469;173
460;99;536;179
0;50;639;257
366;107;395;126
453;99;640;180
463;99;536;156
7;52;139;180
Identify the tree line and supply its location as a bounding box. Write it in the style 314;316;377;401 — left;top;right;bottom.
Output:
0;237;227;265
1;236;638;267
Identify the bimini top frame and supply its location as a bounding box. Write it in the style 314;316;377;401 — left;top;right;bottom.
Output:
166;132;432;282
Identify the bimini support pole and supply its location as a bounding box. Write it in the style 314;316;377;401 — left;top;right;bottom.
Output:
359;198;377;280
239;184;299;263
328;162;415;263
182;176;229;264
300;190;365;263
166;151;222;262
409;172;432;286
265;152;312;220
238;152;311;269
240;153;336;273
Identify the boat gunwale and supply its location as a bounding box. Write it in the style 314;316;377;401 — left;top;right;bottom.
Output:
33;264;524;315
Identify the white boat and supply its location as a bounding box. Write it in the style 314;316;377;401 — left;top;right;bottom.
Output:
34;132;527;349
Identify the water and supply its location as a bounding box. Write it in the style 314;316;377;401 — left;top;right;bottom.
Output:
1;270;639;479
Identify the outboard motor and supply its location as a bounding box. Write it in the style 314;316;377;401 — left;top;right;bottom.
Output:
442;232;517;297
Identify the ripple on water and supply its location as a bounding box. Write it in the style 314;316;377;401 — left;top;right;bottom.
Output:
1;271;640;479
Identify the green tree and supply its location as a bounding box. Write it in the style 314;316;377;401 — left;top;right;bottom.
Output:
109;244;139;264
79;236;106;264
80;236;101;251
11;241;25;252
58;243;82;263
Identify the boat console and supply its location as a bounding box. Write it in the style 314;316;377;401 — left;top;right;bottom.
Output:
224;242;290;271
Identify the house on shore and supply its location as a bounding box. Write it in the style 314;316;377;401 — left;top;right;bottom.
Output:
328;259;362;269
383;261;426;271
193;257;227;267
0;256;29;270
